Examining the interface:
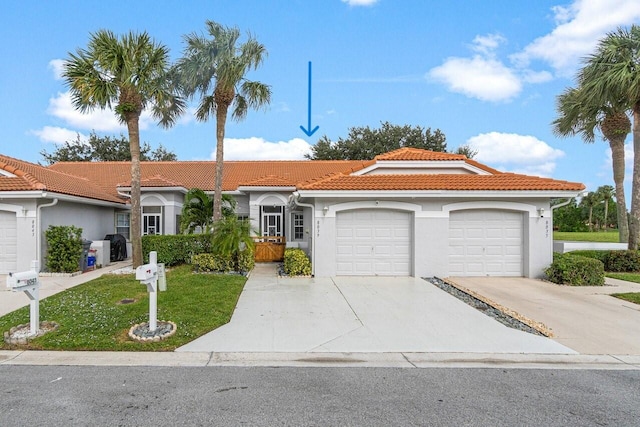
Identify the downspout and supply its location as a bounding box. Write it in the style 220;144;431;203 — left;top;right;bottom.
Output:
36;197;58;272
550;196;580;254
291;191;316;276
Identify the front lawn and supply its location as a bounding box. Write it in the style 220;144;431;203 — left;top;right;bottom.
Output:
0;265;245;351
553;231;620;242
606;272;640;284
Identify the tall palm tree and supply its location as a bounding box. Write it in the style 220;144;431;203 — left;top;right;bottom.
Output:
552;86;630;242
578;25;640;248
581;192;599;231
174;20;271;221
63;30;185;267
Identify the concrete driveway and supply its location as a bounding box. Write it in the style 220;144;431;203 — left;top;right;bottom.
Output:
177;264;573;354
448;276;640;355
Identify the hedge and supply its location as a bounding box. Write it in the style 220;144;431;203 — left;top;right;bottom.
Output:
141;234;213;266
44;225;83;273
192;250;254;274
568;250;640;272
545;252;604;286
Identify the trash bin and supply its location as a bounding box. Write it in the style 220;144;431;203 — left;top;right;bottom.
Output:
104;234;127;262
80;239;93;272
87;249;97;270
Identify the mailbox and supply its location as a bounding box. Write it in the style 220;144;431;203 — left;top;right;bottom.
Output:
136;264;158;284
6;271;40;291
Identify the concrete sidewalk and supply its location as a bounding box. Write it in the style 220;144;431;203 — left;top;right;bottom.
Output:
177;264;573;354
448;276;640;355
0;261;132;317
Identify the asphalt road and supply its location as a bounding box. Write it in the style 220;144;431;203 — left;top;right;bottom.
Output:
1;366;638;426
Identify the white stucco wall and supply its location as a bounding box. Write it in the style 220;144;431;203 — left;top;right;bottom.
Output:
309;197;553;279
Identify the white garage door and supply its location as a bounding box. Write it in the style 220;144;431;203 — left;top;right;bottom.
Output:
449;210;523;276
0;211;18;274
336;209;411;276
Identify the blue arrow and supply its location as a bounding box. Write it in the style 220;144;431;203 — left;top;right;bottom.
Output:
300;61;319;137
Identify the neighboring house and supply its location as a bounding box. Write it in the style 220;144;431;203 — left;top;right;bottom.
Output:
1;148;584;278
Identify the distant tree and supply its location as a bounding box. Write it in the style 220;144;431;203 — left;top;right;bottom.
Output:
305;122;447;160
580;192;601;231
552;199;588;232
454;144;478;159
595;185;615;231
174;20;271;222
40;132;177;164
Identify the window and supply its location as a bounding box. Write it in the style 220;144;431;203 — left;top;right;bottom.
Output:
292;212;304;240
115;212;130;239
143;206;162;235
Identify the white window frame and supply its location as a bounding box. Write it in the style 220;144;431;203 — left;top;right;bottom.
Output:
261;206;283;238
291;211;304;241
115;212;130;240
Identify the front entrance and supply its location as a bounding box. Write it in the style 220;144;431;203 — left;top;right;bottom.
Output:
256;206;286;262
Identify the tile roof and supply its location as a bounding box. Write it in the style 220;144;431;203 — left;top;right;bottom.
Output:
0;154;124;203
297;173;585;191
375;147;466;161
39;148;585;196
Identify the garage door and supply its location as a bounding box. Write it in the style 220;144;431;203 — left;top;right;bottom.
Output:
336;209;411;276
0;211;17;274
449;210;523;276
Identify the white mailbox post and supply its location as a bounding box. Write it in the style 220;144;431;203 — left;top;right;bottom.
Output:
135;251;159;332
6;269;41;336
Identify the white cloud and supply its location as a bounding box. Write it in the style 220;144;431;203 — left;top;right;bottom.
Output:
47;91;155;132
511;0;640;76
30;126;87;145
467;132;565;177
48;59;65;80
220;137;312;160
429;56;522;102
470;34;506;56
341;0;378;6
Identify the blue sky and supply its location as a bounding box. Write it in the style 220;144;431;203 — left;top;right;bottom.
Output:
2;0;640;196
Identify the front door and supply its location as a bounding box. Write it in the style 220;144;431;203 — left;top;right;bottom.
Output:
261;206;283;238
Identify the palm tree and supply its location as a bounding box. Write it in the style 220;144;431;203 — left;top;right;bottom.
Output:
552;86;630;242
174;20;271;221
596;185;615;231
578;25;640;248
581;192;599;231
180;188;236;234
63;30;184;267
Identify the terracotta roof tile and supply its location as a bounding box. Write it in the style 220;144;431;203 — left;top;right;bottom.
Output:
375;147;466;161
118;174;186;188
297;173;585;192
0;154;124;203
240;175;296;187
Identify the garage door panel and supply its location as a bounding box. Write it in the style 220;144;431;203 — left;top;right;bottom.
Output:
448;210;523;277
0;211;18;274
336;209;411;276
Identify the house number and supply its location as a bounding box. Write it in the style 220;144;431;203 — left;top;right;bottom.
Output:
316;220;320;237
545;219;549;238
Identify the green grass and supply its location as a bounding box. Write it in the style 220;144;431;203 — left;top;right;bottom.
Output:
612;293;640;304
606;272;640;284
0;265;245;351
553;231;620;243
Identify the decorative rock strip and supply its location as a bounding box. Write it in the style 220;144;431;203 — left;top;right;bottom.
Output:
426;277;551;337
128;320;177;343
3;321;59;345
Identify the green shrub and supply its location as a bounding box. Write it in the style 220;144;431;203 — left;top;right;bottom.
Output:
545;252;604;286
192;248;254;274
44;225;83;273
283;248;312;276
568;250;608;263
603;250;640;272
141;234;212;266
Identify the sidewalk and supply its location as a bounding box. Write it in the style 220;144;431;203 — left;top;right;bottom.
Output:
0;261;132;317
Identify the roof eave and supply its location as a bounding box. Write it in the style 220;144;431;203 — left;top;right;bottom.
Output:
297;189;584;198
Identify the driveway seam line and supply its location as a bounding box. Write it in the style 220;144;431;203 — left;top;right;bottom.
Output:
401;352;417;368
330;278;363;326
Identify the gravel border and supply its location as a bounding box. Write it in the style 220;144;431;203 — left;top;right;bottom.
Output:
426;277;547;337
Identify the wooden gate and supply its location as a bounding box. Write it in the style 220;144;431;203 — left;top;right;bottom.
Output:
253;236;286;262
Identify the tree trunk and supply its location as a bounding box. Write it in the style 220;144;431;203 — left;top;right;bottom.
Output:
629;104;640;250
589;206;593;231
610;138;629;242
603;198;609;231
213;103;229;222
126;114;143;268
